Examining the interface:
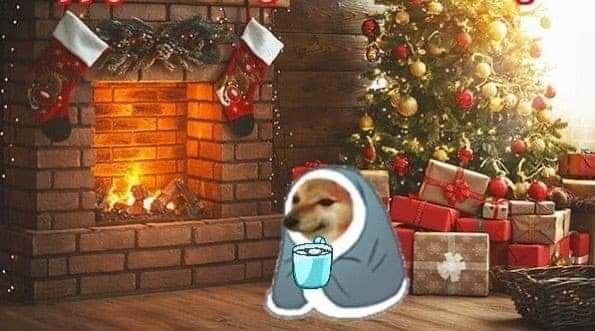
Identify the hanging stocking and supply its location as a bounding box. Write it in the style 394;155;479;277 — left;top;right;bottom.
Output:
28;11;108;142
216;18;284;137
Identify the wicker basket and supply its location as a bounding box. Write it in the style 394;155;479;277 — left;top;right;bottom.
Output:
494;266;595;329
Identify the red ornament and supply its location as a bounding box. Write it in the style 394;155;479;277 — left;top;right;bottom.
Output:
528;181;548;202
392;44;410;60
457;146;474;165
393;154;410;176
545;85;557;99
488;177;509;198
456;32;472;49
362;137;377;163
362;18;380;40
455;89;475;111
529;43;542;58
511;138;526;155
55;0;71;5
532;95;547;111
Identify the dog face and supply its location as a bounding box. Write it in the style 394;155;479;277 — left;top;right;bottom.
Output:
284;179;353;242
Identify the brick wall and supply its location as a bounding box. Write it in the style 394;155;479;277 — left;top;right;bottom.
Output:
0;215;281;302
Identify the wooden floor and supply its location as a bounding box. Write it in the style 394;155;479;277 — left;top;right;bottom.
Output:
0;283;552;330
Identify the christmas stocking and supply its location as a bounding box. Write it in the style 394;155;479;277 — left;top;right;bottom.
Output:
28;11;108;142
216;18;284;137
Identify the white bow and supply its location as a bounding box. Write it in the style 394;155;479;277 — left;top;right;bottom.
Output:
436;252;467;283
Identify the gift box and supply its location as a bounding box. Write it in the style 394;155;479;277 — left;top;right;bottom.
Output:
291;160;323;180
489;242;509;268
390;196;459;232
508;244;550;268
562;178;595;198
559;152;595;178
419;160;490;215
570;232;591;265
482;198;509;220
511;209;571;245
508;200;555;215
570;213;595;264
550;235;571;266
412;232;489;296
393;223;415;279
361;170;390;209
456;218;512;242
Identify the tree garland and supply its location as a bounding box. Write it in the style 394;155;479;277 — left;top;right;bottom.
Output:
95;16;235;75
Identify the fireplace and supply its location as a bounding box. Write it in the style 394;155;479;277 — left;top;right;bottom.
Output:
0;0;289;303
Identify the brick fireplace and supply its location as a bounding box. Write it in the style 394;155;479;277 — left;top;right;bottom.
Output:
0;0;289;302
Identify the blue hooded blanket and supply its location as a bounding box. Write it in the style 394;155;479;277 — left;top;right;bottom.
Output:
266;166;408;319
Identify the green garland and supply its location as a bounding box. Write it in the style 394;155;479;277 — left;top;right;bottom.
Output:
95;16;235;75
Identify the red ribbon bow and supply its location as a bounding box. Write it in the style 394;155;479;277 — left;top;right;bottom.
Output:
445;178;471;205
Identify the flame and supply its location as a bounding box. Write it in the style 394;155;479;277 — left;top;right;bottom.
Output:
104;165;175;213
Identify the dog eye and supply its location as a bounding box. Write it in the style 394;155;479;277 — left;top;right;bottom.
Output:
318;199;335;207
292;195;300;204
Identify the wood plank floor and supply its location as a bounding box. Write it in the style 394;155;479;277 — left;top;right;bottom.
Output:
0;282;560;330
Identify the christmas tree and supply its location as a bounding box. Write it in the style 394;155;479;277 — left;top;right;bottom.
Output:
345;0;574;196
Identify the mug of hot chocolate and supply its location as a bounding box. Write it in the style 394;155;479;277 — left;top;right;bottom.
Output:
292;237;333;289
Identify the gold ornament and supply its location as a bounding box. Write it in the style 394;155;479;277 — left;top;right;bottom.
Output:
408;138;421;152
488;20;508;42
542;166;557;178
481;82;498;98
366;45;380;62
433;149;449;161
489;97;504;113
513;182;529;199
504;93;518;109
429;44;446;56
540;16;552;29
474;63;491;79
398;96;419;117
389;90;401;109
395;11;410;25
516;101;532;117
359;113;374;131
426;2;444;16
529;137;546;153
536;109;553;123
410;61;427;77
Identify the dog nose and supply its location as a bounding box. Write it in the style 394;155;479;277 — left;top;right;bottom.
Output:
283;216;299;228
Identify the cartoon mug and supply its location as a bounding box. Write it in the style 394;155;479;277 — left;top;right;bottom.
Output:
292;236;333;289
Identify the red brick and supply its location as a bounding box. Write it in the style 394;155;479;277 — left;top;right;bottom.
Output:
254;103;273;120
259;162;273;180
187;83;214;101
235;181;272;200
33;279;76;301
80;191;97;210
134;132;177;145
52;211;95;230
213;163;258;181
48;257;67;276
187;121;213;140
128;249;181;269
245;221;263;239
157;145;185;159
258;201;273;214
140;269;191;289
238;240;279;259
262;217;282;238
83;149;98;166
157;117;185;130
112;118;157;131
260;83;273;101
69;253;125;274
245;261;263;279
53;170;94;189
184;244;235;265
212;122;258;142
133;103;177;116
113;4;167;21
30;232;77;256
37;149;80;168
93;87;112;102
187;159;214;179
95;133;133;146
220;202;259;218
137;227;191;248
235;142;273;160
194;264;245;286
95;104;134;117
15;257;47;278
188;102;224;122
80;106;96;126
53;128;93;147
37;192;80;211
193;222;244;244
262;258;277;277
186;140;199;158
259;123;273;140
112;147;157;161
199;142;234;161
80;273;136;295
80;230;135;252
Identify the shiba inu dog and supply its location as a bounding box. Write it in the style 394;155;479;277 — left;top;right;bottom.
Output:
283;179;353;243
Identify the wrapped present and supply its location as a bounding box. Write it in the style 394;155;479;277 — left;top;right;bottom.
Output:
562;178;595;198
550;235;572;266
390;196;459;232
419;160;490;215
482;198;509;220
559;152;595;178
489;242;509;268
291;160;323;180
511;209;571;245
570;232;591;265
412;232;489;297
508;244;550;268
508;200;555;215
456;218;512;242
361;170;390;209
393;223;414;279
570;213;595;264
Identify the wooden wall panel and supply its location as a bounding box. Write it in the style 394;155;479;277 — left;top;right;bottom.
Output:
272;0;380;209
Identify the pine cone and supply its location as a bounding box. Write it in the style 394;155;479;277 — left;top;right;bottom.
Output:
155;43;175;61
